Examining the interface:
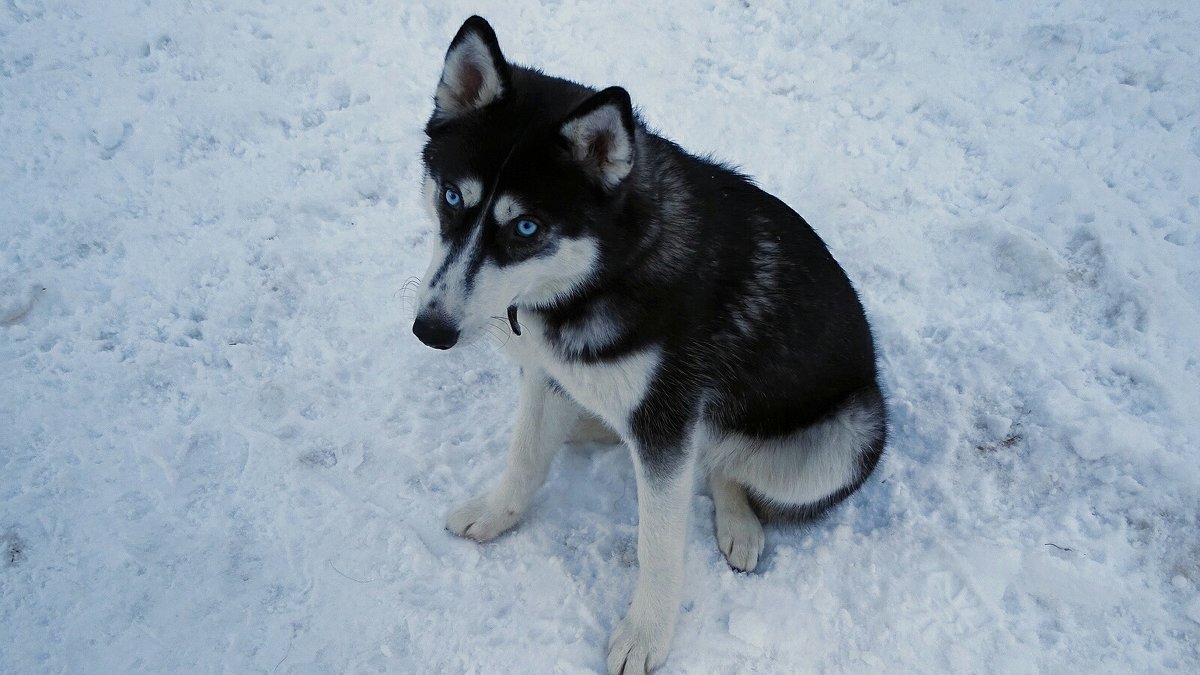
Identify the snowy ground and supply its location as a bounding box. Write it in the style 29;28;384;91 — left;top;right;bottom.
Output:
3;0;1199;672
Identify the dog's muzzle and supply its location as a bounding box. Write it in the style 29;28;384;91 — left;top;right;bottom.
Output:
412;314;460;350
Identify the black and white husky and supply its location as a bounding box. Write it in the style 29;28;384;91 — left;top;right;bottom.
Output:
412;16;887;674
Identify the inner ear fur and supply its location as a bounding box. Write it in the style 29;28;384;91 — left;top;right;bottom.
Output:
559;86;637;190
433;16;510;121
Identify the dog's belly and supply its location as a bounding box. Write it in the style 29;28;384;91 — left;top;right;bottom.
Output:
503;317;659;436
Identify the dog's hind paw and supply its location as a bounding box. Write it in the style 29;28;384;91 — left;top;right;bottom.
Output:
715;506;765;572
445;493;522;542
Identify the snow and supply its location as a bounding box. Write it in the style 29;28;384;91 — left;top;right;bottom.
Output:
2;0;1199;672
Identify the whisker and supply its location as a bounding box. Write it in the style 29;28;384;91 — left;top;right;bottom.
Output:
398;276;423;320
488;316;517;332
472;320;508;350
484;321;507;338
485;322;513;349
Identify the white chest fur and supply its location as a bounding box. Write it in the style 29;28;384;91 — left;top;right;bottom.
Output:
503;313;660;436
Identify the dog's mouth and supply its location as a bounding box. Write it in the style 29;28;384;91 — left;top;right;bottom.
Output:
412;305;522;350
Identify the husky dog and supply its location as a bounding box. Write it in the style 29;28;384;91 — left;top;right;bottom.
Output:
412;16;886;674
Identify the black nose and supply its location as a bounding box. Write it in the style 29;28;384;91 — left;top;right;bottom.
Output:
412;315;460;350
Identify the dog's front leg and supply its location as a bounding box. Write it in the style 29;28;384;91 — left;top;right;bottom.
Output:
446;369;579;541
607;423;697;675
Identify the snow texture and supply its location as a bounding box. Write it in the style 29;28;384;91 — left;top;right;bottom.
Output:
2;1;1199;672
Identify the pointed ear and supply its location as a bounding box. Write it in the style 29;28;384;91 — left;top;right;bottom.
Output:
433;16;510;122
559;87;637;191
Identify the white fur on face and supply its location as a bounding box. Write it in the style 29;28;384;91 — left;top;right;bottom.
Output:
421;174;439;223
420;232;600;343
458;177;483;209
435;33;504;120
457;236;600;337
416;222;483;322
492;193;525;225
510;237;599;308
424;174;483;214
417;173;486;320
561;104;634;190
417;174;448;313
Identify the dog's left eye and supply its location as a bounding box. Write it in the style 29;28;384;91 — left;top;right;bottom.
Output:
514;218;539;238
444;187;462;208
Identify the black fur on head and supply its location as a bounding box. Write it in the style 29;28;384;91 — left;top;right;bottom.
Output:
421;16;646;292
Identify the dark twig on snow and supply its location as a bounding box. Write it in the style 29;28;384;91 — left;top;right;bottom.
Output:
328;559;376;583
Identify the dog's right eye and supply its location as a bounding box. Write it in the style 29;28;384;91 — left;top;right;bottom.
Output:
443;186;463;208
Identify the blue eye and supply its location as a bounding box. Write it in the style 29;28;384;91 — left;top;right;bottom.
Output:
515;218;539;238
444;187;462;208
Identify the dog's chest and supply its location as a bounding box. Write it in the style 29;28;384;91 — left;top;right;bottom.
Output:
504;314;659;434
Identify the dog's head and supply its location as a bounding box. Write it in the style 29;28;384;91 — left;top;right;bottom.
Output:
412;16;637;350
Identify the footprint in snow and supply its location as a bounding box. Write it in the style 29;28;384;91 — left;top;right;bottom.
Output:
91;120;131;159
0;280;43;326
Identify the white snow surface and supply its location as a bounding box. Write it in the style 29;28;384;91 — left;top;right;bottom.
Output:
3;1;1199;672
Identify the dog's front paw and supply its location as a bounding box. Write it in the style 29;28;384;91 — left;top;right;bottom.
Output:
607;613;672;675
445;494;522;542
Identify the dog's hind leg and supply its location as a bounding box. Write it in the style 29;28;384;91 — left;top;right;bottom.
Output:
714;385;887;523
709;473;765;572
446;368;580;541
